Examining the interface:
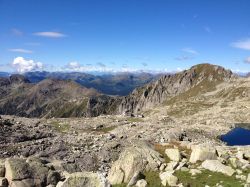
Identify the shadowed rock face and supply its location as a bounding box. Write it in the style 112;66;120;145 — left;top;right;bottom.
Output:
118;63;234;115
0;75;120;118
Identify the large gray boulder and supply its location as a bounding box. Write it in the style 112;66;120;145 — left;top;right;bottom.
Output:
56;172;110;187
5;157;50;187
107;141;164;185
5;158;32;182
190;145;217;163
201;160;235;176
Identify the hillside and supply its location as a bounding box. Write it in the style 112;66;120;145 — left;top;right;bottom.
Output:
24;71;158;96
0;75;120;118
118;63;235;114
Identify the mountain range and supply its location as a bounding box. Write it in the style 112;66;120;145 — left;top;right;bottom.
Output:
0;63;248;118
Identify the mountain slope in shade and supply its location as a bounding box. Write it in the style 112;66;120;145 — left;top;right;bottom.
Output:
0;75;120;118
118;63;235;115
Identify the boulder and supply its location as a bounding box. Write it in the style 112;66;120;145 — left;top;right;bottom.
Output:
0;177;8;187
56;172;110;187
190;146;217;163
165;149;181;162
107;141;163;184
47;171;61;185
201;160;235;176
165;161;179;171
5;158;31;182
127;171;144;186
159;171;178;186
136;179;147;187
247;173;250;184
26;157;49;186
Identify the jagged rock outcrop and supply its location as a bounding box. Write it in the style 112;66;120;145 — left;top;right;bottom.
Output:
118;63;234;114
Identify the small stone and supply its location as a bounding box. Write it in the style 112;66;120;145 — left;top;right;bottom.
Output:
189;169;202;176
160;171;178;186
135;179;147;187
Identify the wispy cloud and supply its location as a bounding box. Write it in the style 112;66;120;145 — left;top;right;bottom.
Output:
231;38;250;50
204;26;212;33
182;48;198;55
175;56;193;61
244;57;250;64
8;48;33;54
142;62;148;66
97;62;106;68
11;57;43;73
33;31;66;38
11;28;23;36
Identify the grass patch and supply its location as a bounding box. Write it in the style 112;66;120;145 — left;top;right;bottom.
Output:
175;170;243;187
112;184;127;187
93;126;117;133
144;171;164;187
50;121;70;133
126;117;144;123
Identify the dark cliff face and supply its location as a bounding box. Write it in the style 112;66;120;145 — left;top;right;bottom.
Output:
118;64;235;114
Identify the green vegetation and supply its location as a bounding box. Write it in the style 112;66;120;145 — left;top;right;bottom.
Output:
126;117;144;123
50;121;70;133
112;184;127;187
51;98;88;118
175;170;243;187
144;171;164;187
93;126;117;133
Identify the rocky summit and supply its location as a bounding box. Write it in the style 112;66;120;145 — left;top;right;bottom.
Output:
0;63;250;187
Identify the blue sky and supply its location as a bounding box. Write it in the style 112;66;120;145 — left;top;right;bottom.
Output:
0;0;250;73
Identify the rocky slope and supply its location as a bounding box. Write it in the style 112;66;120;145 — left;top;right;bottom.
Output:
0;75;120;118
118;63;235;115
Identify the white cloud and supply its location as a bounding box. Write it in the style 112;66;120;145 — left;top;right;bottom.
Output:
231;38;250;50
33;32;66;38
8;48;33;53
182;48;198;55
244;57;250;64
67;61;81;70
11;57;43;73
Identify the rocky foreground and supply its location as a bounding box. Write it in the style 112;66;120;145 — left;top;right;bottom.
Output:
0;115;250;187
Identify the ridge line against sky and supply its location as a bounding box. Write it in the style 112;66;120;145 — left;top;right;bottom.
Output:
0;0;250;74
